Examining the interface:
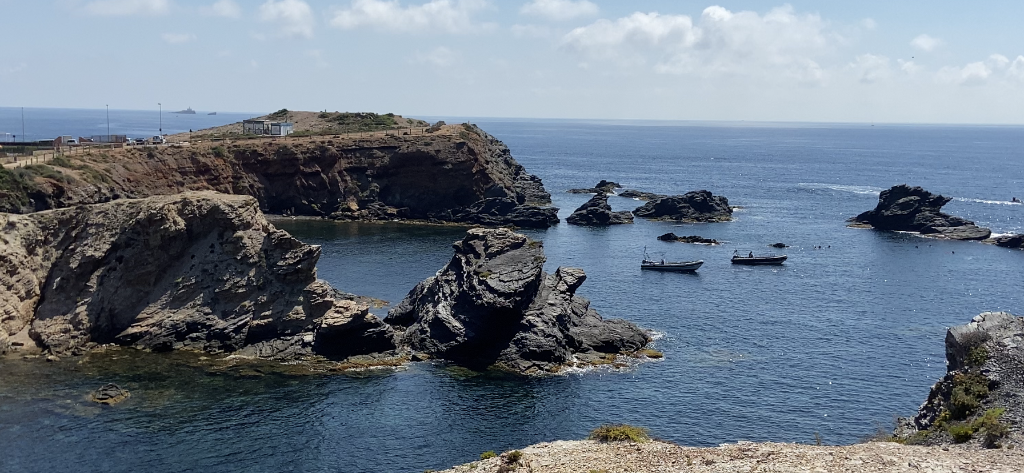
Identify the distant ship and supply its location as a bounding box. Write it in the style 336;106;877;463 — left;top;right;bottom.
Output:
207;112;217;115
172;107;196;114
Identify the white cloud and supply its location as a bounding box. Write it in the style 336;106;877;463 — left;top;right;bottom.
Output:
898;59;922;75
987;54;1010;69
83;0;171;16
201;0;242;18
161;33;196;44
306;49;329;68
910;34;941;52
1009;56;1024;81
412;46;459;67
259;0;314;38
329;0;492;33
510;23;555;39
938;61;991;86
563;5;831;84
520;0;598;21
860;18;877;30
849;54;890;83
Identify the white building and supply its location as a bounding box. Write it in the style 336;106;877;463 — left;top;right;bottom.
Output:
242;119;294;136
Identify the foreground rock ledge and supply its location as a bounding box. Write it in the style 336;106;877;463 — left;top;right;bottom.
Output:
441;440;1024;473
850;184;991;240
0;191;396;360
386;228;651;374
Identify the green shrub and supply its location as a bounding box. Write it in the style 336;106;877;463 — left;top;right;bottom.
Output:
268;108;289;120
967;346;989;367
0;167;33;212
949;372;990;420
504;450;522;464
588;424;650;442
978;408;1009;448
211;146;227;158
49;155;74;168
948;423;974;443
479;451;496;460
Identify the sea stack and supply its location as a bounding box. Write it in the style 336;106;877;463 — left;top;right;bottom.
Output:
850;184;991;240
386;228;651;374
633;190;732;222
566;194;634;226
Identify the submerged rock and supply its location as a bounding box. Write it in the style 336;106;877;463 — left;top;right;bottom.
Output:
567;180;622;195
850;185;991;241
992;234;1024;249
90;383;130;405
656;233;718;245
386;228;651;374
633;190;732;222
0;192;397;361
895;312;1023;448
566;194;633;226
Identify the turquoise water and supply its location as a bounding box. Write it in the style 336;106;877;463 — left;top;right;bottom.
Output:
2;120;1023;472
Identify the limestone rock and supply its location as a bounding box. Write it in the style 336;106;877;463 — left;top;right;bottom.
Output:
386;228;650;374
566;194;633;226
633;190;732;222
0;192;396;360
850;185;991;240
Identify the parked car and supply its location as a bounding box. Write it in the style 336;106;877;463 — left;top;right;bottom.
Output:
151;135;166;144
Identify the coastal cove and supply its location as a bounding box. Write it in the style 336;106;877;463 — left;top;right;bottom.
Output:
2;120;1023;472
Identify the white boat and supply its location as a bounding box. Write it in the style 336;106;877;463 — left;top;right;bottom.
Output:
641;259;704;272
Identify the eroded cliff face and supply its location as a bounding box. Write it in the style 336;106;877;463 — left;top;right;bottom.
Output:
386;228;651;374
9;124;556;227
0;192;396;359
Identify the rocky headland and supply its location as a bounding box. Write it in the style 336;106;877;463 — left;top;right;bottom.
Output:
850;185;991;240
1;122;557;228
385;228;652;374
0;192;397;361
566;193;634;226
633;190;733;222
895;311;1022;449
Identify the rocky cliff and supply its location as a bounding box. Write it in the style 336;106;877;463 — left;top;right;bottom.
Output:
3;124;557;228
895;312;1022;448
850;185;991;240
386;228;651;374
0;192;396;360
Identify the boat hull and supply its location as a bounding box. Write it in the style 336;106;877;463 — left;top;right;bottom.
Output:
641;260;704;272
731;255;787;265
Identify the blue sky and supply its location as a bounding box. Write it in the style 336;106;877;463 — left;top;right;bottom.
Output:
1;0;1023;123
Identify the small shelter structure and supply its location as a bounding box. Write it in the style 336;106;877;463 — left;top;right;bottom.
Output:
242;119;294;136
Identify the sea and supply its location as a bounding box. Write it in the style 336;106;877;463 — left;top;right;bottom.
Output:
2;109;1023;473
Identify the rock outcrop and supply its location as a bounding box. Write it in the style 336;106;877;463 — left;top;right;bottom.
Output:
850;185;991;240
566;194;634;226
3;123;557;228
656;233;718;245
633;190;732;222
992;234;1024;249
90;383;130;405
567;180;621;195
895;312;1022;449
385;228;651;374
618;189;662;201
450;197;559;229
0;192;397;360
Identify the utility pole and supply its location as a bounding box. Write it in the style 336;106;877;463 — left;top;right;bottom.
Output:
21;107;25;142
106;104;110;142
158;102;162;135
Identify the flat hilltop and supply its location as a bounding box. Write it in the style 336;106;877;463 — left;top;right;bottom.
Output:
166;109;431;142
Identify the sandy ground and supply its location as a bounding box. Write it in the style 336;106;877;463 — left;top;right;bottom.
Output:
441;440;1024;473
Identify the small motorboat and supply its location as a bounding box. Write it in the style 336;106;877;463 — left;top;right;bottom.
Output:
641;259;704;272
731;250;787;265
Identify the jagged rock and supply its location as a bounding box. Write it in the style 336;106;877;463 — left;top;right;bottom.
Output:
0;192;397;360
850;185;992;241
90;383;130;405
895;312;1023;448
566;194;633;226
770;243;788;248
992;234;1024;249
656;233;718;244
386;228;651;374
451;197;560;229
567;180;622;195
633;190;732;222
618;189;663;201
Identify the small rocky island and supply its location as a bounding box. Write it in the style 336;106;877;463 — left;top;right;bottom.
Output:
657;233;718;245
566;193;634;226
567;180;621;194
633;190;733;222
849;184;991;240
386;228;652;374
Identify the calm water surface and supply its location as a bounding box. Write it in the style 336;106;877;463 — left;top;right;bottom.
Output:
2;120;1023;473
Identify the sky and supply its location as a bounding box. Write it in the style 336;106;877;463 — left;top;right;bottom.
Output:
1;0;1024;124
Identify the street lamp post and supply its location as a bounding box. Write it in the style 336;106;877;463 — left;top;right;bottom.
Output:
106;105;110;142
158;102;162;136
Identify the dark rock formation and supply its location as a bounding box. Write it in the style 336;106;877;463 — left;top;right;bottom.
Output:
90;383;130;405
770;243;788;248
850;185;991;241
566;194;633;226
0;192;397;361
895;312;1022;448
992;234;1024;249
567;180;622;195
633;190;732;222
4;123;556;228
618;189;663;201
657;233;718;245
450;197;560;229
386;228;651;374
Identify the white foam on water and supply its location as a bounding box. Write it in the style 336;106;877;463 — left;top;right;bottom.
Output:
796;183;883;196
954;197;1023;206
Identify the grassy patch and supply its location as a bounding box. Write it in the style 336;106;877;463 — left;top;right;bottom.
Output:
267;108;290;120
211;146;227;158
0;167;34;212
588;424;650;442
948;408;1009;447
322;112;399;133
479;451;496;460
949;372;990;420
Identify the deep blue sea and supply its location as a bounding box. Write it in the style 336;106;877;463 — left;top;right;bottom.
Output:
0;107;253;142
2;113;1024;473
